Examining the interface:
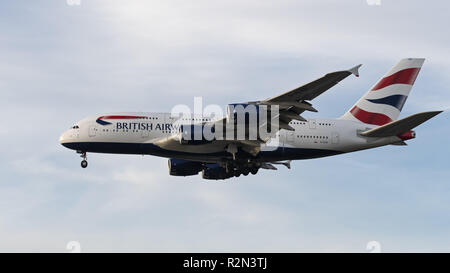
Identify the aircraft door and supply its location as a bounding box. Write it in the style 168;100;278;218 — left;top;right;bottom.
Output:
141;118;150;139
88;125;96;137
278;131;286;148
166;114;175;134
309;119;316;129
331;131;339;144
141;128;149;138
294;131;301;145
286;131;294;144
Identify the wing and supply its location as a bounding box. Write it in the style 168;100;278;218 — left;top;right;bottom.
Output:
154;64;361;160
252;64;362;130
152;132;263;159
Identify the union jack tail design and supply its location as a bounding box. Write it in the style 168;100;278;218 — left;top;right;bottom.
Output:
340;58;425;126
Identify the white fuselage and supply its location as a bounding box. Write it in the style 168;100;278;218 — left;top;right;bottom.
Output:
59;112;403;163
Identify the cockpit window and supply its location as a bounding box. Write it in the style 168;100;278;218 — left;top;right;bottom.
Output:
71;125;79;129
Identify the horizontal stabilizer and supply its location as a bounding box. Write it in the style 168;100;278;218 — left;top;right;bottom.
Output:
360;111;442;137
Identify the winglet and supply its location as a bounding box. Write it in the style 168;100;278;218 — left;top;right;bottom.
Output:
348;64;362;77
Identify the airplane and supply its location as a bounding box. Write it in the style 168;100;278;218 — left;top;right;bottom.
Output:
59;58;442;180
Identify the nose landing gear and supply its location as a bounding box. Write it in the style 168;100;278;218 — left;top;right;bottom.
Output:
79;152;88;168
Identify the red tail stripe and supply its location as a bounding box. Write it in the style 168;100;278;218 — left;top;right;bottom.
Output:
350;106;392;126
98;115;147;120
371;67;420;91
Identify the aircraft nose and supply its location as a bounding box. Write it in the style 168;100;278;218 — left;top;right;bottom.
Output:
59;129;81;151
59;130;69;145
59;132;65;144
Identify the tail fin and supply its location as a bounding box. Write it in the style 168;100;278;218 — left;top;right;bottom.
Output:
340;58;425;125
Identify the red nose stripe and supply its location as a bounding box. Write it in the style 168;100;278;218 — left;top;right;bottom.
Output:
98;115;147;120
371;67;420;91
350;106;392;126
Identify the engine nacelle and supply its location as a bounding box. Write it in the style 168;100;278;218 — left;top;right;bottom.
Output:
168;159;203;176
201;164;234;180
179;124;215;145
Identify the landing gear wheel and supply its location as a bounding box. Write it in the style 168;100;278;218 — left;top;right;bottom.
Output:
79;151;88;168
81;160;88;168
251;168;258;175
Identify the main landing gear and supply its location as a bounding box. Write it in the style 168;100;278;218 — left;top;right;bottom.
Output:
79;151;88;168
225;161;259;178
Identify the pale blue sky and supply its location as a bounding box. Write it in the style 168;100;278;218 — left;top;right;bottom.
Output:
1;0;450;252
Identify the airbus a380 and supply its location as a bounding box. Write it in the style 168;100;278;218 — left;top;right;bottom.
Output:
60;58;442;180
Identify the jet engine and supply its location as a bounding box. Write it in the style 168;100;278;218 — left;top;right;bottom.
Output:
168;159;203;176
201;164;234;180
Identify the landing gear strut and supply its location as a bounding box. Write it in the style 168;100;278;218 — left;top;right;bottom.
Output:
80;152;88;168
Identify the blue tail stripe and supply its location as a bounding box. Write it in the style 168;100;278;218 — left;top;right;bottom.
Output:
366;94;408;111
